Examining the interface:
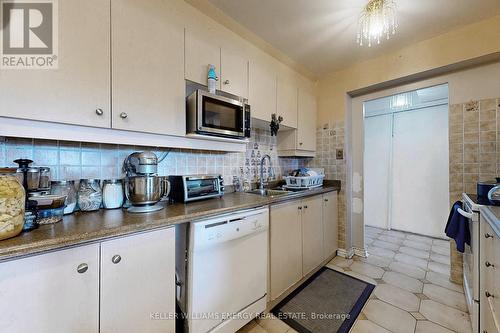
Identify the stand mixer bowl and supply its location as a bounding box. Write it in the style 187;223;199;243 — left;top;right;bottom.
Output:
125;175;162;206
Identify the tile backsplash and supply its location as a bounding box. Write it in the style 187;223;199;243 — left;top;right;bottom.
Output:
0;128;305;185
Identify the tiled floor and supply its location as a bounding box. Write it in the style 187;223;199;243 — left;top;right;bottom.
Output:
238;226;472;333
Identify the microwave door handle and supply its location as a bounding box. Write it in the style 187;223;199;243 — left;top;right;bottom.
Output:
457;208;474;219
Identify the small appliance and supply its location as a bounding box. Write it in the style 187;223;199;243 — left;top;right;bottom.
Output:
123;152;164;213
168;175;224;202
186;89;251;139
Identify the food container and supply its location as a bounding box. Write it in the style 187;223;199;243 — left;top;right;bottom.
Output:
78;179;102;212
26;167;41;191
0;169;26;241
28;194;66;209
102;179;124;209
50;180;77;214
38;167;51;190
37;206;64;225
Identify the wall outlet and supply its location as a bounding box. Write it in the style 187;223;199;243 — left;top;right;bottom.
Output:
336;149;344;160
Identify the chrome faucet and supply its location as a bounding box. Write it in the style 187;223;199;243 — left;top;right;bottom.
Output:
259;154;273;189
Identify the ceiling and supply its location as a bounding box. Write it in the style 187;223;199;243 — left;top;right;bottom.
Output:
207;0;500;77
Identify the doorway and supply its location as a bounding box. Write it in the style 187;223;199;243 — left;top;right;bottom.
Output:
363;84;450;238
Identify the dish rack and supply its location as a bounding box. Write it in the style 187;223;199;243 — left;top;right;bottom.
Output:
284;174;325;189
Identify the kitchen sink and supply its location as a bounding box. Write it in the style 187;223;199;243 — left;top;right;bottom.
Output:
246;189;293;197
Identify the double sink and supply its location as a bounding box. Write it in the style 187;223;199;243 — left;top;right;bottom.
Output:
246;188;295;198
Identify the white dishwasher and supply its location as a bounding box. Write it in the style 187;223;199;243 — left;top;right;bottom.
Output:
179;207;269;333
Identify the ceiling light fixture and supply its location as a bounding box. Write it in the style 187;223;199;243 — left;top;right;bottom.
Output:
357;0;398;47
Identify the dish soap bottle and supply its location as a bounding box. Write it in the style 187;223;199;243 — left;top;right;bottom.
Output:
207;64;218;94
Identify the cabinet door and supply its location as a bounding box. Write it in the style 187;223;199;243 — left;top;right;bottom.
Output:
0;0;110;128
297;88;317;151
323;192;338;259
249;59;276;122
185;28;221;88
277;77;298;128
270;200;303;300
0;244;99;333
100;228;175;333
111;0;185;136
221;47;249;98
301;196;324;275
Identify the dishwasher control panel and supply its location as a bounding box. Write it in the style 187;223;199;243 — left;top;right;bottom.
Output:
190;207;269;249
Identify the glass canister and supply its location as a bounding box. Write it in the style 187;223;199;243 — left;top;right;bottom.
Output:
38;167;51;190
50;180;77;215
0;168;26;241
102;179;124;209
77;179;102;212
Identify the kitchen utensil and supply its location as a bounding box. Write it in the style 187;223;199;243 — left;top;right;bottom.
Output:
0;170;25;241
102;179;124;209
38;167;51;190
50;180;77;214
125;175;163;213
123;151;158;176
78;179;102;212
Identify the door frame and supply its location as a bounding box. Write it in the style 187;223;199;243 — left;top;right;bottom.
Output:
345;78;451;255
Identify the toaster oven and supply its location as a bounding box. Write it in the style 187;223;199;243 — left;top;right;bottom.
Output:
168;175;224;202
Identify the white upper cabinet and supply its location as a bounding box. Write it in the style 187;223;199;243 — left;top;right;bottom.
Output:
297;87;317;151
185;28;221;88
277;75;298;128
220;47;249;98
249;59;277;122
111;0;185;136
0;0;111;128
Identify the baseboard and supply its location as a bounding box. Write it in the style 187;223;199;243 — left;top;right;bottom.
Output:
353;247;368;258
336;248;354;259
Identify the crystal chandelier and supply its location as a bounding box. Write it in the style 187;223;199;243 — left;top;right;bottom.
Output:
357;0;398;47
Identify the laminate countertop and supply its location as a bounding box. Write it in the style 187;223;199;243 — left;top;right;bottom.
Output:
480;205;500;238
0;183;340;262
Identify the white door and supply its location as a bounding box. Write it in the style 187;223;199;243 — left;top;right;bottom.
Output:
185;28;221;88
323;192;339;259
364;114;393;229
220;47;249;98
249;59;276;122
277;77;298;128
111;0;185;136
297;88;317;151
0;0;110;128
391;105;449;237
302;196;324;275
100;228;175;333
0;244;100;333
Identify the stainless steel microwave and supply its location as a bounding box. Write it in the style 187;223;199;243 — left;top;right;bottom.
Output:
187;89;251;139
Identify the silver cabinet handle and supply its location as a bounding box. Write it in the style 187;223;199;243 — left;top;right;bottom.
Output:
485;261;495;268
95;108;103;116
324;198;329;202
223;80;230;85
120;112;128;119
303;205;308;209
112;255;122;264
485;291;494;298
485;233;494;239
77;263;88;274
299;142;303;145
298;206;302;210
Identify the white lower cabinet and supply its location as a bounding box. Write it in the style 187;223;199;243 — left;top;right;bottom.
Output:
270;199;303;301
0;244;100;333
100;228;176;333
0;227;175;333
270;193;338;301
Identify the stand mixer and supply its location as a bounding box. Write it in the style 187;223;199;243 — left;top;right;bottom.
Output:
123;152;164;213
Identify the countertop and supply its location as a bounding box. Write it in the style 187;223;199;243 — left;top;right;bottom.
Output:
0;183;340;262
480;205;500;237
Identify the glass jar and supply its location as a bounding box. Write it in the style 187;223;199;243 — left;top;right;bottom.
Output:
77;179;102;212
102;179;124;209
26;167;40;192
50;180;77;215
0;169;26;241
38;167;51;190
